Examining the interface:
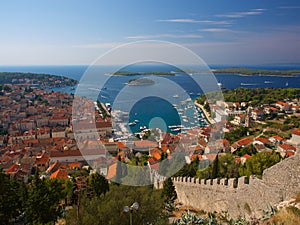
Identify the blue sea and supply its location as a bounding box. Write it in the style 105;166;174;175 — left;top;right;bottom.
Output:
1;64;300;135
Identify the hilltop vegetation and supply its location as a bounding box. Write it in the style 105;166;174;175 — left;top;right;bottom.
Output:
125;78;155;86
222;88;300;105
0;72;78;88
108;70;174;76
197;88;300;106
213;67;300;76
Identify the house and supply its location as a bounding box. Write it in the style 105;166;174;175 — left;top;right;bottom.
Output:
36;127;51;139
254;137;270;146
231;114;246;126
149;148;162;161
275;102;291;111
51;127;66;138
278;144;296;157
291;105;299;113
50;169;68;180
204;139;230;154
264;107;279;115
241;154;251;164
133;140;158;153
49;117;69;127
106;162;117;180
289;128;300;147
269;136;284;145
251;110;265;121
96;120;113;137
231;138;253;153
49;148;106;164
35;153;50;171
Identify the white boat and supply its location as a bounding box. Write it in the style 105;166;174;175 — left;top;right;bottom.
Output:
140;126;147;131
171;128;181;132
173;94;179;98
128;122;136;126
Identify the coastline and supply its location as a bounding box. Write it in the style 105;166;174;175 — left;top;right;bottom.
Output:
194;101;215;124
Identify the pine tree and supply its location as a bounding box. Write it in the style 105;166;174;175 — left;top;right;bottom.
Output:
90;173;109;197
211;154;219;179
162;178;177;203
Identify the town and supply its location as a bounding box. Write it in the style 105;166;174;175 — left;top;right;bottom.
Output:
1;80;300;224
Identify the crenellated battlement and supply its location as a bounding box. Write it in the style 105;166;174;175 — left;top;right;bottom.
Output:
172;176;251;189
172;154;300;219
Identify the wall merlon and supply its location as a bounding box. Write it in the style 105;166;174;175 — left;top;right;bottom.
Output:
220;178;228;186
228;178;238;188
237;176;249;188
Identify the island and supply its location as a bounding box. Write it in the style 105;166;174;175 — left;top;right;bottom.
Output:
125;78;155;86
212;67;300;76
106;70;175;76
0;72;78;88
109;68;300;77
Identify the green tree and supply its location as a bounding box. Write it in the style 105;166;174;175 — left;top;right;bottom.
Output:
66;185;168;225
239;151;281;178
0;171;26;225
89;173;109;197
25;174;64;224
162;178;177;203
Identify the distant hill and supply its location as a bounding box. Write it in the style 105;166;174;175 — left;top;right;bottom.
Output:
213;67;300;76
0;72;78;88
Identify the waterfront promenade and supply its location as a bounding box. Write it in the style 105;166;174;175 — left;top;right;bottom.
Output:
194;101;215;124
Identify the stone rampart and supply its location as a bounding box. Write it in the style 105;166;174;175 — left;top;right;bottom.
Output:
173;154;300;219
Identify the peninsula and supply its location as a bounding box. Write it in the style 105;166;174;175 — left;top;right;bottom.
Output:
212;67;300;76
0;72;78;88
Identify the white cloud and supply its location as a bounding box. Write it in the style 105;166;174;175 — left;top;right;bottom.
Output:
199;28;232;33
253;8;267;11
158;19;232;25
278;6;300;9
126;34;202;39
217;10;263;18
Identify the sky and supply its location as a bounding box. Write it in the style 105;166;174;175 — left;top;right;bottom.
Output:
1;0;300;65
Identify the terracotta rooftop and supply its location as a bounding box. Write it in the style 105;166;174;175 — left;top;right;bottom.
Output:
236;138;253;147
50;169;68;180
279;144;296;151
255;137;270;144
293;128;300;136
106;162;117;180
6;163;20;173
134;140;157;148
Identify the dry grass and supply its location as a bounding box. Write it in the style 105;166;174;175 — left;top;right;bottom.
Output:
266;206;300;225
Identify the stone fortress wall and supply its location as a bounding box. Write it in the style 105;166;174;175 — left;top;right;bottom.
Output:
173;153;300;219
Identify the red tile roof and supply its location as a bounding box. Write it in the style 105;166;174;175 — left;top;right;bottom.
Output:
50;169;68;180
255;137;270;144
278;144;296;151
243;154;251;159
149;148;162;160
6;163;20;173
235;157;241;163
236;138;253;147
134;140;157;148
293;128;300;136
270;136;283;141
106;163;117;180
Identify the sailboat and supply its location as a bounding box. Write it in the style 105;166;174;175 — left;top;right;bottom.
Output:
286;82;289;87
